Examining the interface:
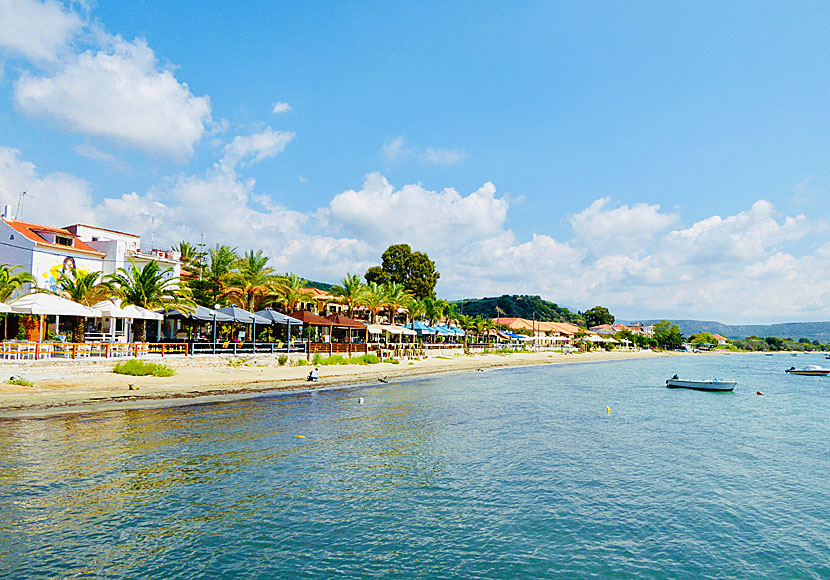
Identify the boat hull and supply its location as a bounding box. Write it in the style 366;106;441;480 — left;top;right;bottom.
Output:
785;369;830;376
666;379;736;391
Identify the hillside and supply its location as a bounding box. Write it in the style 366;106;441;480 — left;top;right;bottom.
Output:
630;319;830;343
453;295;584;325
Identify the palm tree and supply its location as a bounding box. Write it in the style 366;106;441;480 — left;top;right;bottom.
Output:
0;264;36;340
360;282;386;323
422;297;444;327
406;297;428;326
106;260;195;342
57;268;112;342
202;244;238;305
225;250;275;311
269;273;312;312
0;264;35;302
382;282;412;326
330;273;365;318
172;241;205;279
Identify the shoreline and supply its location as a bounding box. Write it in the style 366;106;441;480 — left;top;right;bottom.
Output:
0;350;702;419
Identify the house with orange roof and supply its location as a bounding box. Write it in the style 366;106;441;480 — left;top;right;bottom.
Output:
711;333;730;346
0;213;180;295
493;317;580;348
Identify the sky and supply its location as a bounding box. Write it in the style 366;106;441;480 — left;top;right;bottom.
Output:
1;0;829;324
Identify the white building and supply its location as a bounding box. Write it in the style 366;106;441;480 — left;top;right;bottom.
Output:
0;216;180;294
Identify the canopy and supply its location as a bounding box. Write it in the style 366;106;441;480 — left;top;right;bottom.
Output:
585;335;605;342
503;330;531;341
0;302;13;313
93;299;164;321
366;324;384;335
286;310;333;326
255;307;302;326
9;293;101;317
164;304;234;322
326;314;368;328
217;305;271;325
432;324;463;337
379;324;417;336
405;321;436;335
448;324;466;336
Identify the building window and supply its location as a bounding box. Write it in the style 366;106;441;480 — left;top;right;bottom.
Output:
92;237;99;241
55;237;73;247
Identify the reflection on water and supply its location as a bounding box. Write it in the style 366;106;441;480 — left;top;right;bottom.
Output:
1;355;829;579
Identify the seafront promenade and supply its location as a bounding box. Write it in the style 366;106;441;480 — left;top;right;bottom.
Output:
0;349;678;417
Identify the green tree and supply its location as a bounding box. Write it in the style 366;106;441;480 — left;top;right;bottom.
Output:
360;282;387;323
106;260;195;342
225;250;275;311
172;241;205;278
583;306;614;328
653;320;684;349
269;273;312;312
198;244;238;305
330;274;366;317
381;282;412;325
365;244;440;299
0;264;35;301
689;332;718;345
57;269;112;342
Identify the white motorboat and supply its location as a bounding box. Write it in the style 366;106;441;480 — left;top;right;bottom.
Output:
784;365;830;376
665;376;736;391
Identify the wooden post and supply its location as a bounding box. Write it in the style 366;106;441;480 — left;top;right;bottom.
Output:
134;343;139;357
72;343;77;359
161;343;166;357
105;343;110;358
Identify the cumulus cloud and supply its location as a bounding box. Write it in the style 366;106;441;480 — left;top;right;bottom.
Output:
422;146;469;165
0;0;82;62
219;127;295;172
272;101;291;114
3;144;829;322
14;36;211;160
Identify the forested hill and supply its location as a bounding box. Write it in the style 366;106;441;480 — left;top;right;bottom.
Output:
632;319;830;343
453;295;585;325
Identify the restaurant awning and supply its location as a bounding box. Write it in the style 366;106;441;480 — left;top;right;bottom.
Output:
9;293;102;317
93;299;164;321
405;321;436;335
164;305;234;322
326;314;368;328
380;324;417;336
217;305;271;325
286;310;333;326
255;307;303;325
0;302;14;313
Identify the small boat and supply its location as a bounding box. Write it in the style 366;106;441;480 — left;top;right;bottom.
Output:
785;365;830;376
666;375;737;391
825;354;830;360
764;353;774;356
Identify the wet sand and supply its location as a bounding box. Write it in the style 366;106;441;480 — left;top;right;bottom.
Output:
0;349;686;417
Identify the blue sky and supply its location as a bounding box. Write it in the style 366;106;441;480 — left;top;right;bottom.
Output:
1;0;829;323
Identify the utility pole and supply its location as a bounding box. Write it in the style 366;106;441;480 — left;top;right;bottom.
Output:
198;231;205;280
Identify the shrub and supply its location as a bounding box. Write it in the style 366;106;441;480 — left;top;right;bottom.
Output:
6;376;33;387
113;360;175;377
296;359;308;366
382;357;399;364
312;353;322;365
278;355;288;366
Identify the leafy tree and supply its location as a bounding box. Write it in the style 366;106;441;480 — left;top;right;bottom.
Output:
172;241;205;278
57;269;112;342
455;294;584;325
689;332;718;345
365;244;440;299
583;305;614;327
0;264;35;340
199;244;238;305
653;320;684;349
330;274;366;317
105;260;195;342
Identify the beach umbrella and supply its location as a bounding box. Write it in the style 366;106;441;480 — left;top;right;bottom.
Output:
217;305;271;346
164;305;234;322
9;293;101;317
255;307;303;348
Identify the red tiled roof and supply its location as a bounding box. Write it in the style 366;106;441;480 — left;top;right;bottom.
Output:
3;218;105;257
286;310;334;326
326;314;368;328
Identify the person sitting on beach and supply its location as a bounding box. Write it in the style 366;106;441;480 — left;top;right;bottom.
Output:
307;367;320;382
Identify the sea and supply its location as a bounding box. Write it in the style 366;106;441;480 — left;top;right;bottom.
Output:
1;353;828;579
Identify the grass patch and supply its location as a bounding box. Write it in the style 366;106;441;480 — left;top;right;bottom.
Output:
278;355;288;366
296;359;309;366
382;357;399;364
6;376;33;387
113;359;175;377
312;353;382;366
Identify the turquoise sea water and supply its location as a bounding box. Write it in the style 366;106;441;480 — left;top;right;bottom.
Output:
1;353;828;579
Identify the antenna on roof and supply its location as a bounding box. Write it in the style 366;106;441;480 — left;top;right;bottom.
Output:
15;191;28;220
150;215;155;252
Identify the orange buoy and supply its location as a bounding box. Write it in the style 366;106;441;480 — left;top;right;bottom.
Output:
756;391;763;396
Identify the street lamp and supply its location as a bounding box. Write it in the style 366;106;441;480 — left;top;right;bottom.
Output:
212;303;220;354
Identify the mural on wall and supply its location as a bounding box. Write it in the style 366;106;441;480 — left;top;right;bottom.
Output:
41;257;83;292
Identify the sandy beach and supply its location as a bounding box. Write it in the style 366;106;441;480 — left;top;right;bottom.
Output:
0;349;688;417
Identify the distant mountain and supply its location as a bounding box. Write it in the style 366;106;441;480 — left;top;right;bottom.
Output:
453;295;585;325
305;280;333;291
626;319;830;343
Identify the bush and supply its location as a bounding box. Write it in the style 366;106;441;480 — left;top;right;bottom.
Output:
113;360;175;377
6;376;33;386
311;353;382;366
312;353;322;365
296;359;308;366
382;357;399;364
278;355;288;366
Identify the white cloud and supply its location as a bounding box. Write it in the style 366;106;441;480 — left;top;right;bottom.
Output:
272;101;291;114
569;197;678;255
219;127;294;172
2;144;829;322
0;146;96;225
422;146;469;165
14;36;211;160
382;135;407;162
0;0;82;62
